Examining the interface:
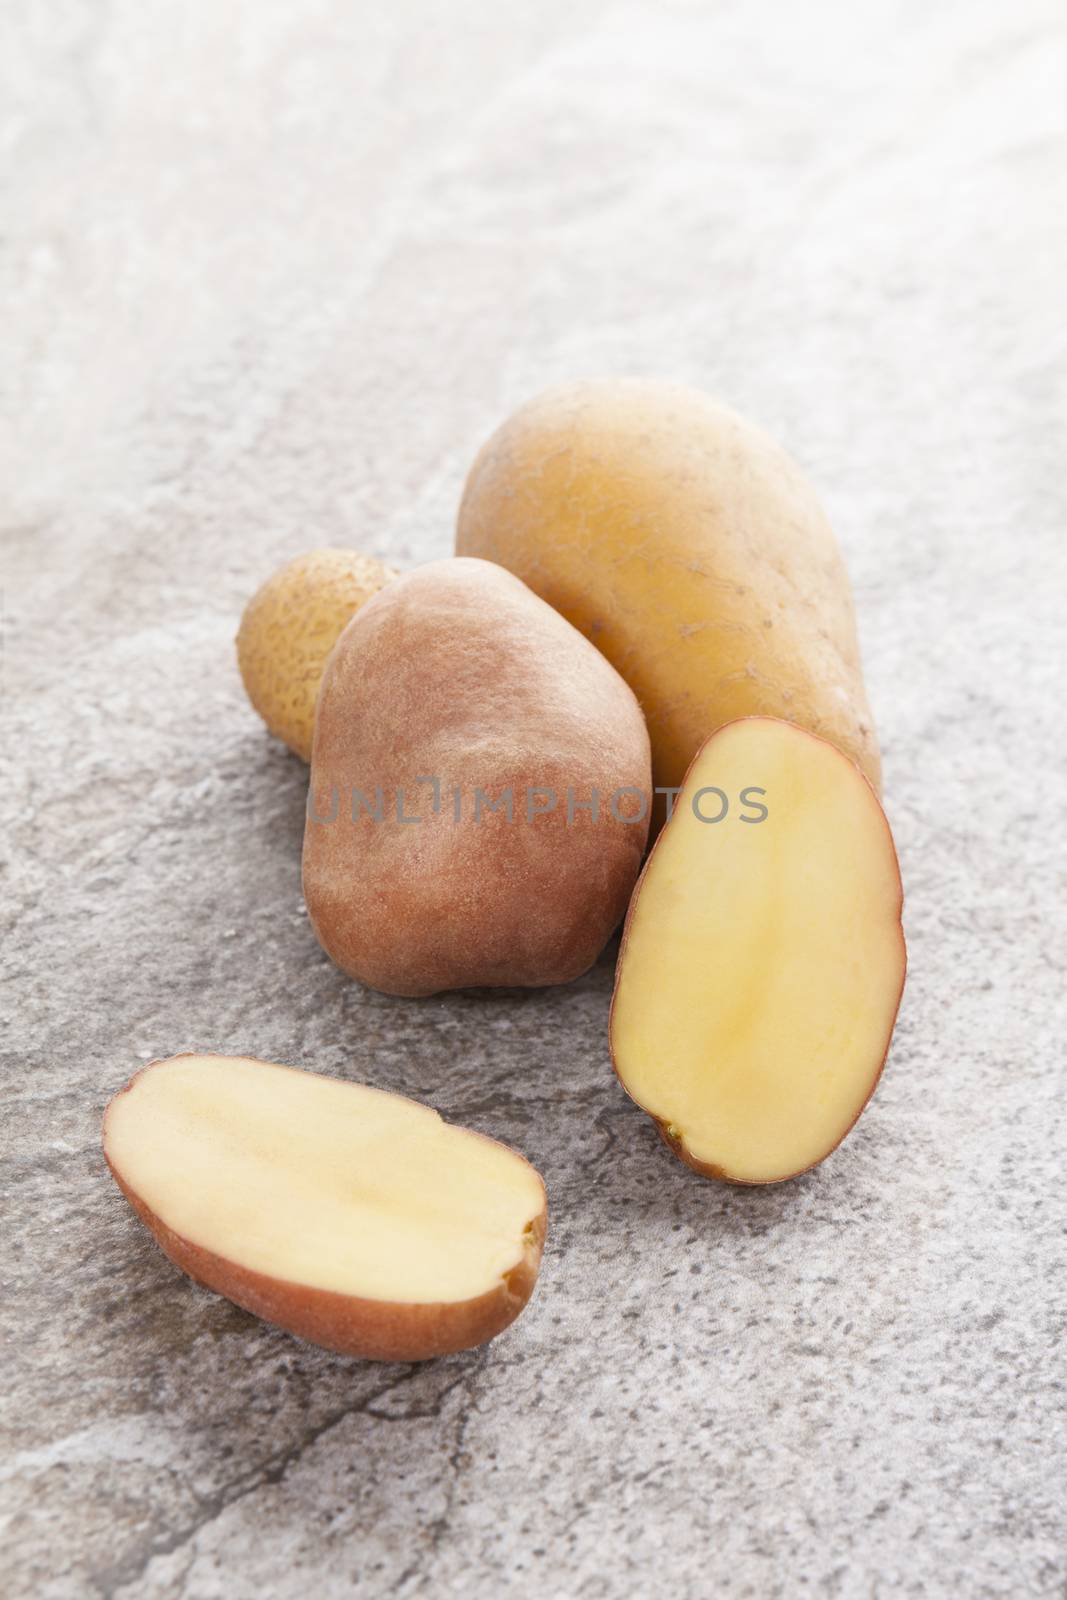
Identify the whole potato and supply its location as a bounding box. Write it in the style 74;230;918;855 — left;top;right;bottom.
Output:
302;558;651;997
456;380;880;804
237;548;396;761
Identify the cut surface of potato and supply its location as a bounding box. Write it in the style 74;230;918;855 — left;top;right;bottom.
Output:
610;719;905;1184
104;1054;547;1360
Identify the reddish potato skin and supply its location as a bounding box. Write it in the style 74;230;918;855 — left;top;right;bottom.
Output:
608;719;907;1186
302;558;651;997
103;1059;547;1361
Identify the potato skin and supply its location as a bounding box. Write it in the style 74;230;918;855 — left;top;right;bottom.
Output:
236;548;396;761
106;1162;546;1362
302;558;651;996
456;380;881;803
103;1057;547;1362
608;719;906;1185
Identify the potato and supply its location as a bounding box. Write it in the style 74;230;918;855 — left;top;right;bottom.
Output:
456;379;881;815
103;1054;547;1361
237;548;396;761
610;718;905;1184
303;557;651;996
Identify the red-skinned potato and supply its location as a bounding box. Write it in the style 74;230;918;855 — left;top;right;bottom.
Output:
103;1054;547;1361
302;557;651;997
610;718;905;1184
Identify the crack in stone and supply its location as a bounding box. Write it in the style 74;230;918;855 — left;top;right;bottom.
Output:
94;1364;427;1597
394;1351;488;1598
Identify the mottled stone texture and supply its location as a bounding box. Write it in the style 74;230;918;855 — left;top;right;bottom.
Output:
2;1;1065;1596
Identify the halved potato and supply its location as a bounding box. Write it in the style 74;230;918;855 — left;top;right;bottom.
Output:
103;1054;547;1360
610;718;905;1184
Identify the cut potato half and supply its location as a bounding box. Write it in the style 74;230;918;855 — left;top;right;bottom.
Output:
610;718;905;1184
103;1054;547;1360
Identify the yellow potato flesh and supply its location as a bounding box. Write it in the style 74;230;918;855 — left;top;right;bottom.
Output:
105;1056;544;1303
611;720;904;1183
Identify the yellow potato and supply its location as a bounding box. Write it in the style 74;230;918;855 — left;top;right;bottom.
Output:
457;380;881;810
610;718;905;1184
236;548;396;760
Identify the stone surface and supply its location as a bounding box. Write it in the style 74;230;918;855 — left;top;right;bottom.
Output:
2;1;1065;1596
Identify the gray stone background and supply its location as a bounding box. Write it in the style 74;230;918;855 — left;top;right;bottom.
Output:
2;1;1065;1595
